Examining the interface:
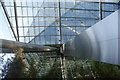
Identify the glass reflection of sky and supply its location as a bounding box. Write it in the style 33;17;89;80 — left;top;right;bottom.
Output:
1;0;118;44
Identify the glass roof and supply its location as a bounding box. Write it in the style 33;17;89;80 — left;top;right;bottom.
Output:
0;0;119;79
1;0;119;44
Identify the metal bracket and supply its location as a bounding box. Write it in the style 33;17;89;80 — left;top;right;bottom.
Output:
15;47;24;59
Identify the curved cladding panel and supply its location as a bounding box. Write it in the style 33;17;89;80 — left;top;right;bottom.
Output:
63;9;119;65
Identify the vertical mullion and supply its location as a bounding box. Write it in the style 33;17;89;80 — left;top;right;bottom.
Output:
26;0;30;42
37;1;40;44
43;1;45;44
38;2;41;45
99;0;102;20
58;0;62;44
54;2;56;44
32;1;35;44
21;0;25;42
75;0;77;37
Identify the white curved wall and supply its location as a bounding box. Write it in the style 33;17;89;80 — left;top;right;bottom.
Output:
63;9;119;65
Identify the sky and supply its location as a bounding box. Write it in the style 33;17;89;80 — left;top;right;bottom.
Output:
0;3;15;41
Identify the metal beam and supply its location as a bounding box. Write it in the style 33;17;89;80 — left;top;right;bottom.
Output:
1;44;62;53
17;26;91;28
2;6;115;12
9;16;99;20
0;39;58;53
0;2;18;41
13;0;19;41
